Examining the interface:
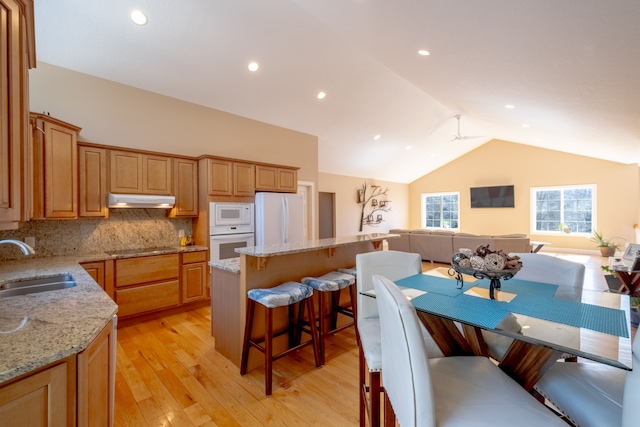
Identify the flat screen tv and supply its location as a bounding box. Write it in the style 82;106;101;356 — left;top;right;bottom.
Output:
470;185;515;208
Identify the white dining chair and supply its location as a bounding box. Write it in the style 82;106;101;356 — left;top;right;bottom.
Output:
372;274;568;427
534;331;639;427
483;253;586;361
355;250;443;427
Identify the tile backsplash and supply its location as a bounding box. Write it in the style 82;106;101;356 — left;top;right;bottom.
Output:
0;209;193;260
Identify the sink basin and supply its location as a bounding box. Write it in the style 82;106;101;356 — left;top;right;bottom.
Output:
0;274;77;298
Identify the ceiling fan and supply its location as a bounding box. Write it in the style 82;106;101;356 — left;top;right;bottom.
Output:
450;114;485;142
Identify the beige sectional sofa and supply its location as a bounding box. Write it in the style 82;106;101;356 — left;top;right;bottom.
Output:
388;229;532;263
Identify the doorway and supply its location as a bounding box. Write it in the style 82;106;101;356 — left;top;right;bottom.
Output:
319;192;336;239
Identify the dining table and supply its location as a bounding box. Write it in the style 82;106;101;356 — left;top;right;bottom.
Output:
362;268;633;391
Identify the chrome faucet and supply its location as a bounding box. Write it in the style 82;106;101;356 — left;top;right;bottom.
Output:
0;239;36;256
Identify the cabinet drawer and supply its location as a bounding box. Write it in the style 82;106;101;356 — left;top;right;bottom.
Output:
115;280;180;317
182;251;207;264
115;254;179;287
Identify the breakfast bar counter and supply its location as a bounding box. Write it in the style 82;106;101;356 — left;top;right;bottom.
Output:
210;233;397;367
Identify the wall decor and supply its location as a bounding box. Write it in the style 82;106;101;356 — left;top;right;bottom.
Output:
357;182;391;231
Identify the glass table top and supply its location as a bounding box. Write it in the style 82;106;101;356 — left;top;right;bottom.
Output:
363;270;633;370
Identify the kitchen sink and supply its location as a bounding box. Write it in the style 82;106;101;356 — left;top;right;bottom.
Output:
0;273;77;298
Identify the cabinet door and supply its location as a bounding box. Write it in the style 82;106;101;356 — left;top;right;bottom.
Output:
182;261;207;303
142;154;172;195
277;168;297;192
80;260;105;289
31;114;80;219
109;150;143;193
77;317;115;427
170;158;198;217
233;162;254;196
0;361;69;427
207;158;232;196
79;145;108;217
255;165;278;191
0;0;31;229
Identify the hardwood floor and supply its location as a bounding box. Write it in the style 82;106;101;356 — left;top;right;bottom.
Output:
115;306;360;426
114;253;615;427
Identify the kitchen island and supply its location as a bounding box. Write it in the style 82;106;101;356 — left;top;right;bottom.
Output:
210;233;397;368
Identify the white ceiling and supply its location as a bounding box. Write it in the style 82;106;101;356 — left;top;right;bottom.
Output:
33;0;640;183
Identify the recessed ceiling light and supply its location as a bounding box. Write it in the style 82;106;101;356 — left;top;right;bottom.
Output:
405;145;412;150
317;91;326;100
373;135;381;140
248;62;259;72
522;124;530;128
418;50;430;56
505;104;515;109
130;10;148;25
430;153;437;158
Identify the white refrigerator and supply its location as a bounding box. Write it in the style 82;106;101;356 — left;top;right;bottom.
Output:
255;192;305;246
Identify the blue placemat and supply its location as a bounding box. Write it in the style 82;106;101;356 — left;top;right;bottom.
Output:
509;297;629;338
411;293;508;329
396;274;471;297
473;278;559;298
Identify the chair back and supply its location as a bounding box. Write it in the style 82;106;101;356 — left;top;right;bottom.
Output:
509;253;585;300
622;332;640;427
356;250;422;320
372;274;436;427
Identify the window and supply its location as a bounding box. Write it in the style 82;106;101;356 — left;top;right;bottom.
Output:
421;192;459;229
531;185;595;235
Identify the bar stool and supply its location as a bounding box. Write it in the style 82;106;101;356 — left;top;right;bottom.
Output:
302;271;357;365
240;282;321;395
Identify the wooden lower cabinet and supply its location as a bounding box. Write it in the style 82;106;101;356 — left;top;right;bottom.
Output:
114;253;181;318
78;317;116;427
116;280;180;317
0;360;72;427
0;317;116;427
181;250;207;303
80;260;105;288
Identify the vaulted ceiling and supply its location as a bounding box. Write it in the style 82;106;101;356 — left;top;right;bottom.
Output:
33;0;640;183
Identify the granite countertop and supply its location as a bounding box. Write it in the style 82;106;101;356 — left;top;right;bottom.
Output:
209;259;241;274
0;245;208;385
235;233;399;257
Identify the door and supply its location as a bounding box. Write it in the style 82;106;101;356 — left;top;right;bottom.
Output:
319;192;336;239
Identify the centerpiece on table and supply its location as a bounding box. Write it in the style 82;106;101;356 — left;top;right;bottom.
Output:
449;245;522;299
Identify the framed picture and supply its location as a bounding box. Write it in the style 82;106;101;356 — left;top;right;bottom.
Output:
357;190;364;203
376;214;383;222
371;199;378;206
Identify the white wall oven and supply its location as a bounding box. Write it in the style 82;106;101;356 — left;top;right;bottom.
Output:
209;202;254;264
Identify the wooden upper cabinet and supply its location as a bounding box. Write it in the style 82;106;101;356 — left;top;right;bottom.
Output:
233;161;255;196
204;158;254;197
109;150;142;193
255;165;298;193
143;154;172;195
0;0;35;229
78;145;108;218
206;158;233;196
109;150;172;195
170;158;198;217
31;113;81;219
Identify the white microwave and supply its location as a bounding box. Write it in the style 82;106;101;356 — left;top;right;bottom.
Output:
210;202;254;235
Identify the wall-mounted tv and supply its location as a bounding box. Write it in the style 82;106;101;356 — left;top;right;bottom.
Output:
470;185;515;208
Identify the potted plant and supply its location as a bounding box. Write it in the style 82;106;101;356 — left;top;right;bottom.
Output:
590;230;620;257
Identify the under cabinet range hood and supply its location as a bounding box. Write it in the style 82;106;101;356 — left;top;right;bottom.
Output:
108;193;175;209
